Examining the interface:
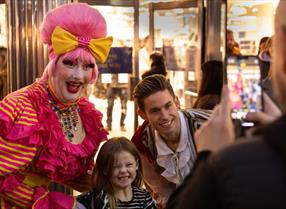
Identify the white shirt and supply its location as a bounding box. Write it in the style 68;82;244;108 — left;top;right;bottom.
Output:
154;111;197;186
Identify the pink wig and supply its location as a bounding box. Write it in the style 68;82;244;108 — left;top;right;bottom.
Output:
40;3;107;84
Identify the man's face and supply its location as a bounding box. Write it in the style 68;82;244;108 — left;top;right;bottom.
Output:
138;89;180;140
273;24;286;112
50;56;95;103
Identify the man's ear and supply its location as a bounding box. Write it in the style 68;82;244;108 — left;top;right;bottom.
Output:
175;96;181;109
137;108;148;121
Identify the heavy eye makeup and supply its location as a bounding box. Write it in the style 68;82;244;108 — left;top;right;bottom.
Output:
62;59;75;67
84;63;95;71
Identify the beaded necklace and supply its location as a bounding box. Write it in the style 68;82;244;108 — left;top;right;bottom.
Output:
47;85;80;142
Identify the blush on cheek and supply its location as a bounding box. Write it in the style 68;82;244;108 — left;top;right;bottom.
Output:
59;71;70;79
55;66;71;80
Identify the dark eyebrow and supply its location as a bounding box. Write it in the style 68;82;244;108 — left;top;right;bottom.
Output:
149;107;161;112
86;63;95;68
149;101;172;112
165;101;172;106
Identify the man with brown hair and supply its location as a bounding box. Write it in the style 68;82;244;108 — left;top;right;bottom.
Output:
131;75;210;208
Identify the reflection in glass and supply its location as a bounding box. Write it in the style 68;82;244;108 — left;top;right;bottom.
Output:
153;7;199;108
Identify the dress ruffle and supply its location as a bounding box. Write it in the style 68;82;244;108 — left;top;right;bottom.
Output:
1;81;108;183
29;82;108;182
0;174;25;193
32;188;75;209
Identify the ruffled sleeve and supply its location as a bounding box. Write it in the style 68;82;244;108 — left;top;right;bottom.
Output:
0;82;108;208
0;89;40;178
0;87;41;208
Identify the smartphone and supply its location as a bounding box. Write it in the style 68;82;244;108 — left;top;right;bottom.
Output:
226;56;263;127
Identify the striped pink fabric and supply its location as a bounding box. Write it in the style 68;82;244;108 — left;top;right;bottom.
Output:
0;81;107;208
0;137;36;176
0;91;38;127
0;197;23;209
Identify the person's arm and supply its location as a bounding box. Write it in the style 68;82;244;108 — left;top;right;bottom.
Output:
131;121;174;208
0;97;38;176
140;153;174;208
0;95;40;206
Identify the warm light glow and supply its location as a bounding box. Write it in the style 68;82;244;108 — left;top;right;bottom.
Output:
92;6;134;42
230;6;247;16
0;4;6;47
272;0;280;10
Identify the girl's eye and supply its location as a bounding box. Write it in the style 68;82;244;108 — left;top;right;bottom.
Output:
62;59;74;66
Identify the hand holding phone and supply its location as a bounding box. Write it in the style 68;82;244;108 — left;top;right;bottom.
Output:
227;56;263;127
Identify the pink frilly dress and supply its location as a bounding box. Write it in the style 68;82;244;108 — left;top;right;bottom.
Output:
0;81;108;208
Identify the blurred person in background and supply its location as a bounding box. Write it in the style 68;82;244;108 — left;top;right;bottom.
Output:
166;2;286;208
193;60;223;109
106;74;128;132
139;35;152;79
141;51;167;80
226;29;241;57
258;36;271;80
259;36;280;107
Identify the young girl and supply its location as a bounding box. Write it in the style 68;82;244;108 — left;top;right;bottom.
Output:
77;137;157;209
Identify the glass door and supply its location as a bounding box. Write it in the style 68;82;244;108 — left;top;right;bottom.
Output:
149;1;204;108
78;0;141;132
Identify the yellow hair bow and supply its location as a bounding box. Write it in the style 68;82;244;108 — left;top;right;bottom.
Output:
51;26;113;63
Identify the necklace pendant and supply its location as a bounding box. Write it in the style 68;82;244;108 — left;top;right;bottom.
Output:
47;86;80;142
68;132;74;138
